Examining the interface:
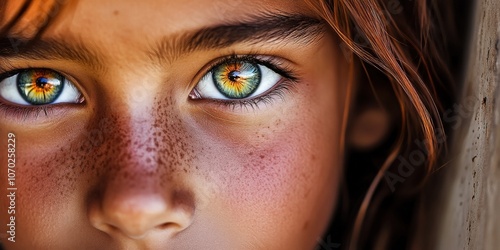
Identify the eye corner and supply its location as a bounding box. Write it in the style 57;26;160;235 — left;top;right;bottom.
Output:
188;88;203;100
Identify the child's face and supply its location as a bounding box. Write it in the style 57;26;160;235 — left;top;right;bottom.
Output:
0;0;347;249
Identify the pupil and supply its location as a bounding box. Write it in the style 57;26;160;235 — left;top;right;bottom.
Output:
36;77;49;87
228;71;240;82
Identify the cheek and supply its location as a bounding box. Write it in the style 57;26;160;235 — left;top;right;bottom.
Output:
225;130;339;217
209;127;339;249
3;116;88;197
189;90;342;248
0;114;94;247
221;119;340;204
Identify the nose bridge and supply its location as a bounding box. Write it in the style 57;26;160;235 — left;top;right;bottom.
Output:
97;89;177;192
91;69;193;187
106;111;159;176
104;74;163;170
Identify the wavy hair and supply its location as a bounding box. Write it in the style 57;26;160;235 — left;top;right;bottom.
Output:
303;0;456;249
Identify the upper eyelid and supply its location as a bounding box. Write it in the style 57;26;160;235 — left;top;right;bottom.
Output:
0;68;24;80
197;54;297;82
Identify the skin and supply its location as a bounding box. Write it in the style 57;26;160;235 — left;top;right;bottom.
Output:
0;0;350;249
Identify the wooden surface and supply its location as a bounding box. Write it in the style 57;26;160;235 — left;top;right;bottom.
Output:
432;0;500;249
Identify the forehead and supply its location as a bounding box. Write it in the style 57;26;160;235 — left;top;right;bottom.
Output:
25;0;314;43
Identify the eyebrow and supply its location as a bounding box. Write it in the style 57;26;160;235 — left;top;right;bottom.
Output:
0;13;325;69
0;37;105;72
149;13;326;63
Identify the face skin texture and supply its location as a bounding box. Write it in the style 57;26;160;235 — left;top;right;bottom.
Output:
0;0;350;249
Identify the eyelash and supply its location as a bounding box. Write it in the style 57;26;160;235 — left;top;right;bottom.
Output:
196;54;299;111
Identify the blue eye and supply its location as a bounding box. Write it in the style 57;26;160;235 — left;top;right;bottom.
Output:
0;68;83;106
193;58;282;100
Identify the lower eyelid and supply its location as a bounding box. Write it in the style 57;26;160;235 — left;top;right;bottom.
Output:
199;79;297;112
0;102;82;123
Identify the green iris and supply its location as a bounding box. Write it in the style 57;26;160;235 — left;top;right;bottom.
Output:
213;61;261;99
17;69;65;105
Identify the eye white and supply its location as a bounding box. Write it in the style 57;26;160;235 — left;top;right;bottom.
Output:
0;72;82;105
195;64;281;100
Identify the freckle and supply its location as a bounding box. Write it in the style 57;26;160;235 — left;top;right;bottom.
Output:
249;152;254;156
260;155;265;159
113;10;119;15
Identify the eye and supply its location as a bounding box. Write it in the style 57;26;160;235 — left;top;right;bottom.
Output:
0;68;83;106
191;57;282;100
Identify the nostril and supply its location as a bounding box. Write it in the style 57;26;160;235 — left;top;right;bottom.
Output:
156;222;188;236
158;222;174;229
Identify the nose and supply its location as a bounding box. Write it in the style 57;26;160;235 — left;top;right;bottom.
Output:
89;185;194;240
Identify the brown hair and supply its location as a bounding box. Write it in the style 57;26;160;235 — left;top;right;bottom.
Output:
303;0;456;249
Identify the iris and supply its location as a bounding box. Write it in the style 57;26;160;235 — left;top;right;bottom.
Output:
17;69;65;105
212;61;261;99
